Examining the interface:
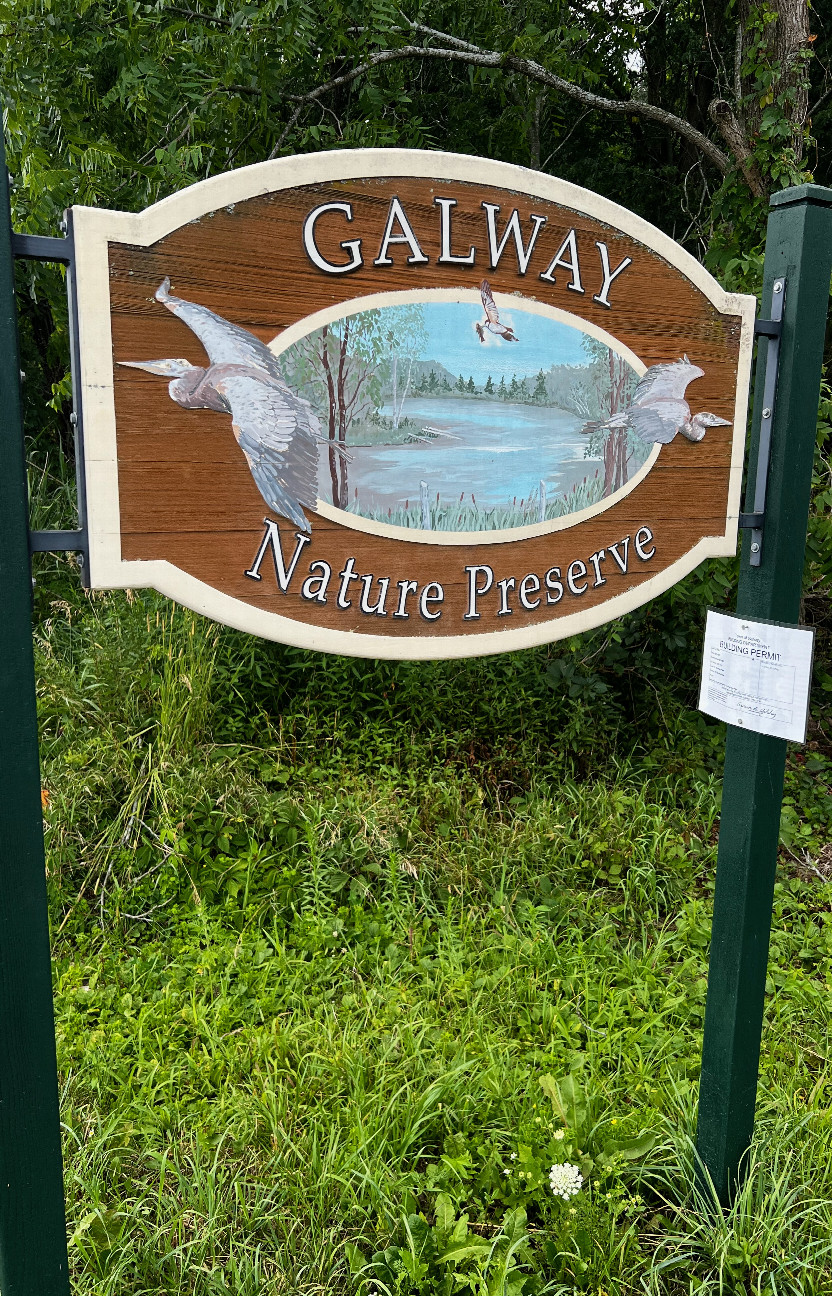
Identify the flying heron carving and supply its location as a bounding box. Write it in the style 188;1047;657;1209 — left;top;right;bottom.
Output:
583;356;731;445
475;279;518;342
120;278;330;532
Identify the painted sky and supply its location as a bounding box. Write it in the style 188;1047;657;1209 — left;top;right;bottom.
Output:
415;302;592;384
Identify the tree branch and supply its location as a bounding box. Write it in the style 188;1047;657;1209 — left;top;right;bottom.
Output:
542;111;588;169
268;102;304;159
810;82;832;118
166;6;232;27
708;98;767;197
266;34;732;176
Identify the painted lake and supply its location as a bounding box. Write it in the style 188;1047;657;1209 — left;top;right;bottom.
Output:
318;396;613;526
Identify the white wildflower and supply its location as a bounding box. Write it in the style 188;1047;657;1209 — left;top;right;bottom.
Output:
549;1162;583;1200
510;1152;517;1160
553;1129;565;1141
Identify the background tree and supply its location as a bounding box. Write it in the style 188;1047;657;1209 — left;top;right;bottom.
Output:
1;0;829;537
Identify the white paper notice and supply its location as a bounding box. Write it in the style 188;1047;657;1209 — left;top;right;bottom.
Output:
698;611;815;742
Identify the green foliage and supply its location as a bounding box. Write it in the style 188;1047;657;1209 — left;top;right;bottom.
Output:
28;370;832;1286
348;1197;534;1295
4;0;830;480
704;1;816;286
6;4;832;1292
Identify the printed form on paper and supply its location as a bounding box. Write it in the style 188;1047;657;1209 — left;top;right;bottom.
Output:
698;610;815;743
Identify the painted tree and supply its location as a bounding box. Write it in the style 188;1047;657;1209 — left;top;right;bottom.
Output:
580;338;640;497
281;311;390;509
383;304;427;430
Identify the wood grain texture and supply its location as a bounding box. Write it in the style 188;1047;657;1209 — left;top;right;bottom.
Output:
108;175;743;642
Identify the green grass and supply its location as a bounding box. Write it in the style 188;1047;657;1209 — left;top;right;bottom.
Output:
31;557;832;1295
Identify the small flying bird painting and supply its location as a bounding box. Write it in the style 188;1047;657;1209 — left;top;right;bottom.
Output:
120;279;324;532
475;279;518;343
582;355;731;445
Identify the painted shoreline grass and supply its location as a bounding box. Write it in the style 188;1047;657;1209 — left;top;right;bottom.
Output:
347;474;605;531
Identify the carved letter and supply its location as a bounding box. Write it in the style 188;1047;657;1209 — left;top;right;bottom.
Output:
435;197;475;265
496;576;516;617
539;229;584;293
519;573;541;610
301;560;332;603
567;559;589;596
245;521;310;591
545;567;563;604
374;198;429;266
393;579;419;619
303;202;362;274
463;564;494;619
608;537;630;573
337;556;361;609
588;550;607;587
481;204;546;274
359;574;390;616
420;582;444;621
634;526;656;561
593;241;632;308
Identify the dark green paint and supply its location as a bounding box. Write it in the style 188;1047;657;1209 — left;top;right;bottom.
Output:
0;136;70;1291
696;184;832;1204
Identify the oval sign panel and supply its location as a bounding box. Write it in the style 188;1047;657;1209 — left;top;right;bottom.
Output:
74;149;755;658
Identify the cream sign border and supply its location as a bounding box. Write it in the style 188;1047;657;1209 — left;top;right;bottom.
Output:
72;148;756;661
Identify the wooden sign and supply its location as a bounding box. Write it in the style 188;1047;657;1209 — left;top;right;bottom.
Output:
73;149;755;659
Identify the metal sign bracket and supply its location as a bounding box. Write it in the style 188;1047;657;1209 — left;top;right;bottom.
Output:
737;279;786;566
12;223;89;584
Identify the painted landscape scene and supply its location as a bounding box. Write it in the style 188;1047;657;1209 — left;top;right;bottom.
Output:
274;295;648;532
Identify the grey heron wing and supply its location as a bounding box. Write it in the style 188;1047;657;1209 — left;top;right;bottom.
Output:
157;281;282;379
627;405;679;444
631;362;694;404
216;373;320;528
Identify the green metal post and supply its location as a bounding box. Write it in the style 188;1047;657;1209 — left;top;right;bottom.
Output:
695;184;832;1204
0;138;71;1289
